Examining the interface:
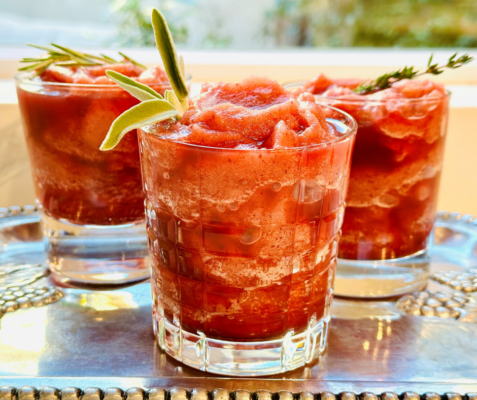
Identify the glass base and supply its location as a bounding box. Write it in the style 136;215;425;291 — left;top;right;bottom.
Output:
42;213;150;286
153;313;330;376
334;250;430;299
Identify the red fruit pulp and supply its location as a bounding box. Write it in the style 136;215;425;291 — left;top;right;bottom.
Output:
16;63;170;225
298;74;449;260
141;77;356;341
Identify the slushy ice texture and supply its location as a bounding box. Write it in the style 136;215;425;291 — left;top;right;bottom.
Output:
297;75;448;260
16;63;169;225
140;77;356;340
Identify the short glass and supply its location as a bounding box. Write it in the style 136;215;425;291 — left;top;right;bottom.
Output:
15;72;190;286
138;105;356;376
286;82;450;298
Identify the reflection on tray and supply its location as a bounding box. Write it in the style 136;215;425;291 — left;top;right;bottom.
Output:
1;208;477;386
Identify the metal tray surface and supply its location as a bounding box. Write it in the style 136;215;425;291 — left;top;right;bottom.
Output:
0;387;476;400
0;208;477;392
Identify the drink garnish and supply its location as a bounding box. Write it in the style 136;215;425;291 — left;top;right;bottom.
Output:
354;53;473;95
19;44;147;76
100;9;189;151
151;9;189;111
105;70;164;101
104;100;178;149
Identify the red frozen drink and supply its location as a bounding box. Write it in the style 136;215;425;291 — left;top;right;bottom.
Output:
295;75;448;261
138;76;356;374
15;50;187;285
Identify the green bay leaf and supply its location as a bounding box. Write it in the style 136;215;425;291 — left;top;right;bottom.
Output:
100;99;178;150
106;70;164;101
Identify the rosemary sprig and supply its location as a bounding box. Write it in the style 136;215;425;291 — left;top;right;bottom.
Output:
100;9;188;151
354;53;474;95
19;43;146;76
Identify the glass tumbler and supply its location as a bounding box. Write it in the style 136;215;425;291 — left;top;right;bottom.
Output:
138;106;356;375
15;72;190;286
315;91;450;298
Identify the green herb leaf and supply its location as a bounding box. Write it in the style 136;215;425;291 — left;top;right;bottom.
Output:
18;58;56;72
427;54;434;67
20;57;55;63
100;99;178;150
82;53;117;63
179;55;186;79
99;10;192;151
51;43;91;62
54;61;98;67
99;53;119;63
51;44;91;62
118;51;147;69
106;70;164;101
151;8;188;110
165;89;184;117
19;43;150;75
27;44;64;55
354;53;473;95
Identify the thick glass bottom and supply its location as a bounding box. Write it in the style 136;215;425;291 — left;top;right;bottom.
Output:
42;213;150;286
153;311;330;376
334;250;430;299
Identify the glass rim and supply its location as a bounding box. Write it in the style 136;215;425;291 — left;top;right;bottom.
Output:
140;103;358;152
14;70;193;88
283;80;452;103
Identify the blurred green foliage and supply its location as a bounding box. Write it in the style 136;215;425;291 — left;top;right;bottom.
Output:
112;0;477;48
111;0;188;46
111;0;232;48
266;0;477;47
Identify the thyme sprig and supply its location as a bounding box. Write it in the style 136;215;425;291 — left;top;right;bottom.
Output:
19;44;147;76
354;53;473;95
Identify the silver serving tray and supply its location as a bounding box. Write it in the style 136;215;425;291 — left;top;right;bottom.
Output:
0;208;476;393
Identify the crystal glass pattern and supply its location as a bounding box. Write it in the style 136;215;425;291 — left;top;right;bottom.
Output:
138;106;357;375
